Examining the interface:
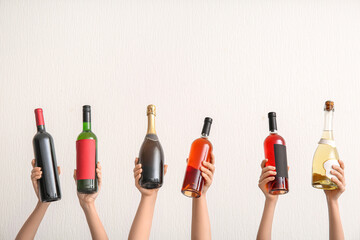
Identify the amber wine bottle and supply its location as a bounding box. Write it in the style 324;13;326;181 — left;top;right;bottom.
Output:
312;100;340;190
138;105;164;189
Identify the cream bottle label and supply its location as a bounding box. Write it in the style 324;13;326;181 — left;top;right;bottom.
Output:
323;159;340;180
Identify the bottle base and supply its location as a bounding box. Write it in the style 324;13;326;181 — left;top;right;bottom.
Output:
140;178;162;189
182;189;201;198
41;197;61;203
269;189;289;195
312;181;338;190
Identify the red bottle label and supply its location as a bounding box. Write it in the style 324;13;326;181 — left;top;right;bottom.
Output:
76;139;96;180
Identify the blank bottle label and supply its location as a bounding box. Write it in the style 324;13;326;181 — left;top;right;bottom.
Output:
274;144;288;178
76;139;96;180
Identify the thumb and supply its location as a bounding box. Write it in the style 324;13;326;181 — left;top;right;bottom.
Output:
57;166;61;175
31;159;36;168
73;169;77;182
164;164;168;175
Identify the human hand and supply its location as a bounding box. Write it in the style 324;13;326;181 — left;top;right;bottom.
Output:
31;159;60;203
324;160;345;202
258;159;278;202
133;158;168;197
74;162;102;208
200;153;215;195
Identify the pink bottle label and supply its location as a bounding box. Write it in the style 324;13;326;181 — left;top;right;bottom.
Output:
76;139;96;180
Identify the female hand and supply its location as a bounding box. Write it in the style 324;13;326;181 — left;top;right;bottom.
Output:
31;159;60;202
74;162;102;208
324;159;345;202
258;159;278;202
133;158;168;197
200;153;215;195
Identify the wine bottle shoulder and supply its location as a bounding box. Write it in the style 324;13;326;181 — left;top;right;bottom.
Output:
77;131;97;141
264;133;285;145
192;137;213;149
33;131;53;142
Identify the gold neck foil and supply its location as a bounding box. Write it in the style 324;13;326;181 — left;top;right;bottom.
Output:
147;104;156;116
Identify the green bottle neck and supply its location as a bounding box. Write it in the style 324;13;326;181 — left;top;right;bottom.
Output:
83;122;91;131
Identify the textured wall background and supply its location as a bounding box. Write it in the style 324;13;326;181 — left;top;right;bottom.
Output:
1;1;360;239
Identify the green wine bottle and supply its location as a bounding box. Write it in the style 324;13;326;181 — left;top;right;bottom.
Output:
76;105;98;193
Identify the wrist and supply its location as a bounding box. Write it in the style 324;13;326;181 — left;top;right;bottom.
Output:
326;197;339;206
141;192;158;201
37;200;50;208
80;201;95;211
265;196;278;205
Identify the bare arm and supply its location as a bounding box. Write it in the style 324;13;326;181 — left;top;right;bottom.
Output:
74;162;108;240
15;202;50;240
128;158;168;240
16;159;60;240
256;159;279;240
325;160;345;240
191;153;215;240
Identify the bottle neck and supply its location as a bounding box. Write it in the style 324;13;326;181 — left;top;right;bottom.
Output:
322;110;334;139
83;122;91;131
201;133;208;138
269;129;278;134
147;114;156;134
37;125;46;132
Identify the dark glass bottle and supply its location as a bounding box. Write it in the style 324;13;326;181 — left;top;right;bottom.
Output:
76;105;98;193
181;117;213;198
138;105;164;189
32;108;61;202
264;112;289;195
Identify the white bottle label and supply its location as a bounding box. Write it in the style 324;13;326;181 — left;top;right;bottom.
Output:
318;139;336;148
323;159;340;180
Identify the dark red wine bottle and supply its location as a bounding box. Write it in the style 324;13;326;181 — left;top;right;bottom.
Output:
264;112;289;195
32;108;61;202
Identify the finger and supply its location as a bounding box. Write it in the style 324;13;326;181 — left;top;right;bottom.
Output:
31;167;41;174
31;159;36;168
201;171;212;185
259;176;275;187
262;165;276;174
331;177;345;191
330;170;345;185
288;166;290;171
135;173;141;186
134;168;142;178
200;166;213;179
261;159;268;168
210;153;215;165
338;159;345;170
186;158;188;163
98;172;102;188
332;165;344;176
164;164;168;175
259;170;277;183
73;169;77;182
135;158;139;165
31;172;42;180
57;166;61;175
97;162;102;170
133;164;142;173
203;161;215;173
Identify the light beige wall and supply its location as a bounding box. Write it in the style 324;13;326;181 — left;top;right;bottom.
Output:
1;1;360;239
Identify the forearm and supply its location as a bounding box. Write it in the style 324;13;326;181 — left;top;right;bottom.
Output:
256;198;277;240
82;203;108;240
191;194;211;240
128;194;157;240
15;201;49;240
327;199;344;240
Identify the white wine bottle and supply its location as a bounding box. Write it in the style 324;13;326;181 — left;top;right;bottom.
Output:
312;100;340;190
